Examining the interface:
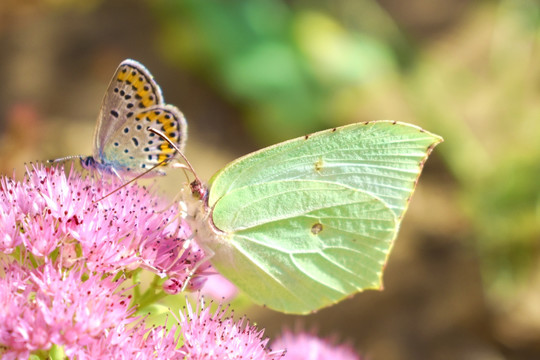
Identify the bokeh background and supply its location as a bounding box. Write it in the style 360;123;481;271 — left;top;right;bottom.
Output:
1;0;540;359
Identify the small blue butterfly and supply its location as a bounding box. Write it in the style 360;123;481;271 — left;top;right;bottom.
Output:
54;59;187;178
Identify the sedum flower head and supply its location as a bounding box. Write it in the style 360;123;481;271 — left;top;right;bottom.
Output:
0;164;203;281
0;260;145;358
178;298;285;359
0;164;205;358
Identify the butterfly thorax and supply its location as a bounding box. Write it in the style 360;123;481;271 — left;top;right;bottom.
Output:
180;183;227;255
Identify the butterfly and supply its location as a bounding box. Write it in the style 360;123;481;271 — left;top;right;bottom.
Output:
173;120;442;314
53;59;187;178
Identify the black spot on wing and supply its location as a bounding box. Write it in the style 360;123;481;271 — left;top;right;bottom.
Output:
311;223;323;235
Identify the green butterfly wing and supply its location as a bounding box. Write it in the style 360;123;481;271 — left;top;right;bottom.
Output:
203;121;442;314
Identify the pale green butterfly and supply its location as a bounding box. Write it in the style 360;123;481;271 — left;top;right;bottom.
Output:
168;121;442;314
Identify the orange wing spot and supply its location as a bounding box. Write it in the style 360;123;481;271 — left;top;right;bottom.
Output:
161;122;175;132
157;153;169;162
127;71;140;85
140;93;154;108
117;67;130;81
158;140;176;162
145;112;156;121
159;141;174;153
117;66;158;108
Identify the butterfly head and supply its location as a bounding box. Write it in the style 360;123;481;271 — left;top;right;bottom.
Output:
80;156;97;170
190;179;208;202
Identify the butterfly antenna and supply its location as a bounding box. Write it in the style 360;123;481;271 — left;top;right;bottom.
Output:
47;155;83;164
93;158;169;203
147;127;201;185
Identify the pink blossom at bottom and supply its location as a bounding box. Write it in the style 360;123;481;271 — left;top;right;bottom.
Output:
0;261;138;358
177;298;285;360
273;331;362;360
199;271;238;300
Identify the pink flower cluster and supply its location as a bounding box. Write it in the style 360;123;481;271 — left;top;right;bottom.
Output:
0;164;200;280
0;259;282;359
178;299;284;359
0;261;143;358
0;164;363;359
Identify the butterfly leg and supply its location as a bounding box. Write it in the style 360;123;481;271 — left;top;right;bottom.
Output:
180;240;215;293
110;167;124;181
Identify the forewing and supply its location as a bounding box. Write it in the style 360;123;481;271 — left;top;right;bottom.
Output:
100;104;187;175
209;121;442;219
93;59;163;159
209;180;397;314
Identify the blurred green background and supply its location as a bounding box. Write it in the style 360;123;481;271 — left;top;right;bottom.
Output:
1;0;540;358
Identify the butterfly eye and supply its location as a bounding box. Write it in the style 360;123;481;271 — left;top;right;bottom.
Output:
190;180;207;200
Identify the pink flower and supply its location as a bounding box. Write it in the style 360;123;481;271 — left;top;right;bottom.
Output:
20;213;60;256
177;298;285;359
199;270;238;300
0;259;187;359
0;164;204;282
75;321;182;359
272;331;362;360
0;164;215;357
0;201;21;252
0;261;137;358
